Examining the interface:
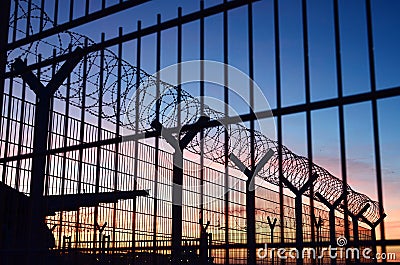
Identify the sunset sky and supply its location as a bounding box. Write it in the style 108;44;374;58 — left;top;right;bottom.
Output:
13;0;400;243
62;0;400;239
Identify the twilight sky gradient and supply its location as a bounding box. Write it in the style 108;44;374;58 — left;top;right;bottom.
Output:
37;0;400;240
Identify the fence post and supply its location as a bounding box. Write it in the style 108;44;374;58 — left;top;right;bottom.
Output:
360;213;386;265
340;203;370;263
315;191;347;265
151;116;210;264
280;173;319;265
12;48;84;265
230;149;274;265
62;235;71;254
267;216;277;265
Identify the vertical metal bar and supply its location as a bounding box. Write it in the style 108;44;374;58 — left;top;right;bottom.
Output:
12;0;19;42
313;192;347;265
273;1;285;262
0;0;11;141
247;1;256;265
295;195;303;265
93;33;105;252
15;67;27;190
44;51;56;199
54;0;59;26
39;0;44;32
152;13;161;264
301;0;315;258
171;8;183;262
58;46;72;248
352;217;360;263
199;1;207;262
132;20;142;255
1;77;14;183
75;38;88;248
69;0;74;22
316;218;321;265
370;226;377;261
200;0;205;232
365;0;386;257
267;218;275;265
112;27;123;251
25;0;32;37
7;61;26;255
0;0;11;197
177;7;182;127
329;210;337;264
333;0;350;250
85;0;90;17
223;0;230;263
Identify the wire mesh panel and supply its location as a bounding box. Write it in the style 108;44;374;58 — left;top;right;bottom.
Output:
0;0;399;264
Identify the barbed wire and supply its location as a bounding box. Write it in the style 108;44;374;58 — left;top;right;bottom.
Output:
7;0;382;224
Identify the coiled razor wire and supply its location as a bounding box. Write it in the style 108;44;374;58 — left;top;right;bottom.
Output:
7;0;382;224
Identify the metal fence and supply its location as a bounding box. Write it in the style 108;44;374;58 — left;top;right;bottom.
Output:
0;0;399;264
